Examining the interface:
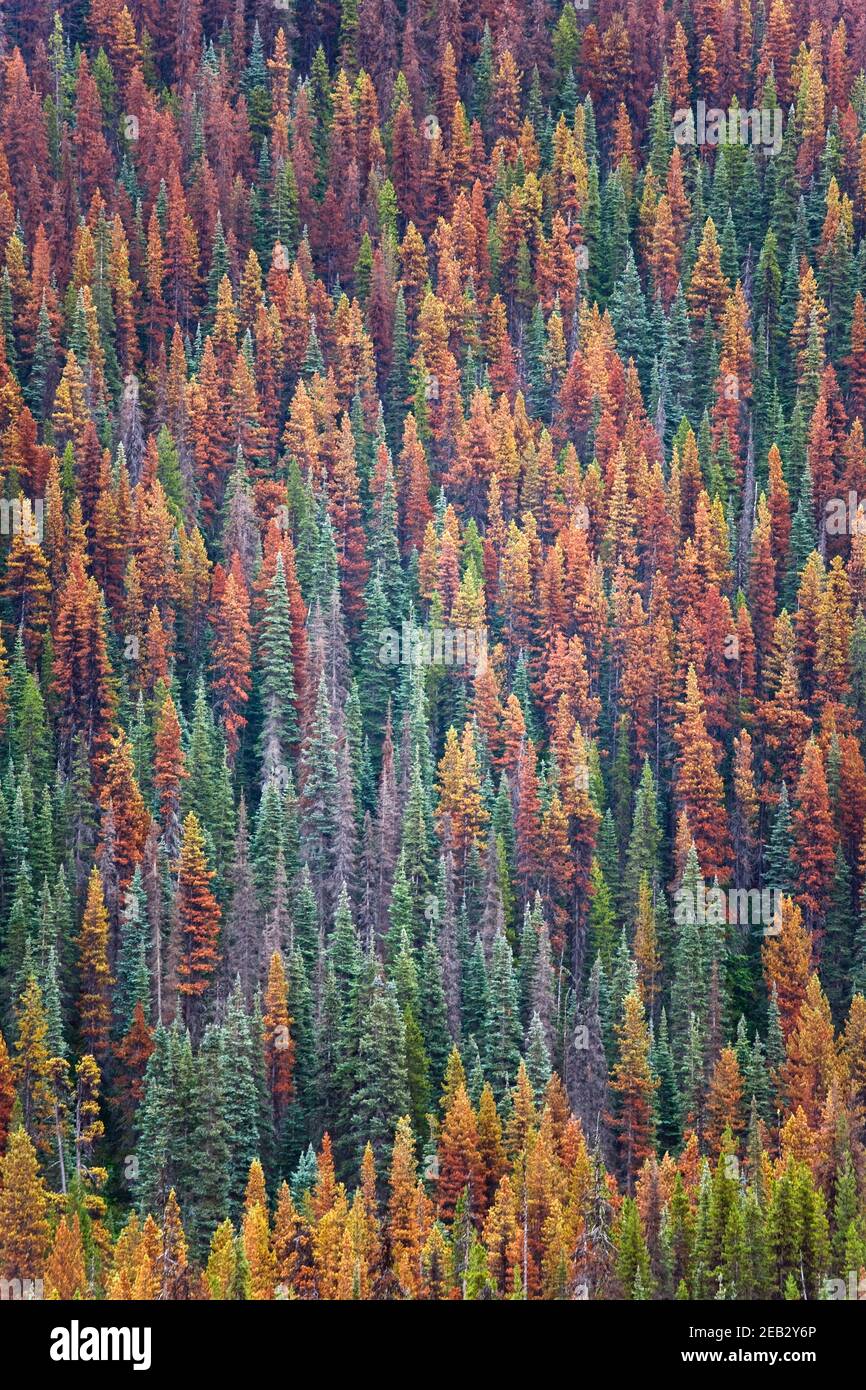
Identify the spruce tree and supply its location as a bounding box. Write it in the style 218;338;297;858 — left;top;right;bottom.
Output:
482;931;523;1100
763;784;794;896
257;555;298;789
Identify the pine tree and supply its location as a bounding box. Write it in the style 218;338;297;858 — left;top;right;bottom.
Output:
44;1212;88;1300
764;784;794;895
616;1196;653;1299
176;813;221;1036
418;927;451;1097
0;1127;50;1282
222;986;261;1218
299;675;339;921
674;668;732;881
792;739;836;929
823;845;854;1023
76;866;113;1063
611;991;658;1193
188;1025;231;1259
610;249;651;389
437;1081;484;1224
349;975;410;1179
652;1008;681;1156
482;931;522;1101
263;951;295;1124
257;554;298;788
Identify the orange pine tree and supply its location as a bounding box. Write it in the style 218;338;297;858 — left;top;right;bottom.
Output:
763;896;813;1039
791;738;836;927
437;1082;484;1223
611;991;658;1194
0;1127;50;1281
76;866;114;1062
211;566;252;765
705;1046;745;1154
176;812;221;1033
674;665;732;881
263;951;295;1120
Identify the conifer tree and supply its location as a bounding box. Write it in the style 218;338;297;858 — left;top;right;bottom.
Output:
176;813;221;1036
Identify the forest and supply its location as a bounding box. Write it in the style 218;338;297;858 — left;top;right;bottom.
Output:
0;0;865;1305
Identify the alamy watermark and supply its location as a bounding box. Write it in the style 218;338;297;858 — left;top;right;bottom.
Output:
50;1321;152;1370
0;1276;43;1299
378;622;488;671
0;497;44;543
826;492;866;536
673;101;783;157
674;884;783;935
823;1270;866;1300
